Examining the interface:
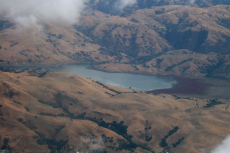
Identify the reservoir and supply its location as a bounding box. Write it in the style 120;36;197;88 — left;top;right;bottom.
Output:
51;65;176;91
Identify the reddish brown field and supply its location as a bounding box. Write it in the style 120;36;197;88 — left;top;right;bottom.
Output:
149;76;230;99
150;76;210;95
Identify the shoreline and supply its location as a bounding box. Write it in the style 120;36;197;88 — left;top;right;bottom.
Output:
1;64;230;99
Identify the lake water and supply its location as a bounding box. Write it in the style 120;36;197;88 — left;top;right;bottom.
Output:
51;65;177;91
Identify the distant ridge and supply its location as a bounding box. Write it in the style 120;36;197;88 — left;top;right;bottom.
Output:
0;2;230;78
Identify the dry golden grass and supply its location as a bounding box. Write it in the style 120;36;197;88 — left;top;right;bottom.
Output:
1;5;230;77
0;70;229;153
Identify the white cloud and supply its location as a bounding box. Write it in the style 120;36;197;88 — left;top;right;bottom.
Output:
189;0;196;4
74;136;105;152
211;136;230;153
170;0;196;4
0;0;198;30
115;0;137;10
0;0;86;29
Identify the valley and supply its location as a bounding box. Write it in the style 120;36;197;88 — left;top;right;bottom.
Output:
0;0;230;153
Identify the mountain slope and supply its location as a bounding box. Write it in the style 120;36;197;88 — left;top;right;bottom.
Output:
77;5;230;77
0;21;113;66
89;0;230;15
0;69;230;153
78;5;230;56
139;5;230;54
0;4;230;77
76;9;172;58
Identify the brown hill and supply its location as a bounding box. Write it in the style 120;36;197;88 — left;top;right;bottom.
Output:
77;5;230;78
0;20;113;67
130;5;230;54
93;49;230;78
0;5;230;78
77;9;172;57
78;5;230;56
0;69;229;153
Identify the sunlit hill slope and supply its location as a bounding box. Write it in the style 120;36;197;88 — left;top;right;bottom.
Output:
0;4;230;77
0;70;229;153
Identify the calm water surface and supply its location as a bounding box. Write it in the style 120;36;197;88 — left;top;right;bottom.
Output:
51;65;177;91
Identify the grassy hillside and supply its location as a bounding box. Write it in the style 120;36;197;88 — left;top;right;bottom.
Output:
1;2;230;153
1;5;230;77
0;69;229;153
0;20;113;66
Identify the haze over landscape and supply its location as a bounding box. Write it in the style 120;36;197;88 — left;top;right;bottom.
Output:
0;0;230;153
